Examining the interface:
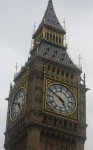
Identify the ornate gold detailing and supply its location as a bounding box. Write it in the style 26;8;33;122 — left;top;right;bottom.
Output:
10;67;30;97
43;63;79;88
10;87;26;122
42;113;86;139
43;78;79;121
43;27;65;47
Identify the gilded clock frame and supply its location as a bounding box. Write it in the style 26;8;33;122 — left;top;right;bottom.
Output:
43;78;80;121
10;87;26;122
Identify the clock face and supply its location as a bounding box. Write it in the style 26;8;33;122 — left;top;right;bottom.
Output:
10;88;26;121
46;84;76;116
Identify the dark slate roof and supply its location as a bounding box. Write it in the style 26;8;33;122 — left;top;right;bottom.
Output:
33;0;66;38
14;40;81;82
37;41;81;72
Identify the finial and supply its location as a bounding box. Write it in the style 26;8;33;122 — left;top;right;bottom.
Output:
33;23;36;34
48;0;53;7
49;0;52;2
63;18;66;31
78;54;82;67
63;19;67;47
14;63;18;72
84;73;86;86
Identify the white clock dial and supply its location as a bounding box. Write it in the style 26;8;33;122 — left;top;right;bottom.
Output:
10;88;26;121
46;84;76;116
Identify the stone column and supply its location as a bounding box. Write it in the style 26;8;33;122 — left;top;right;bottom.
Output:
26;127;40;150
76;138;84;150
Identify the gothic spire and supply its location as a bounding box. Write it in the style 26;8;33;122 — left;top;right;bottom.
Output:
33;0;66;38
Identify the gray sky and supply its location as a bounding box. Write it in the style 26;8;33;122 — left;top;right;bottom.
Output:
0;0;93;149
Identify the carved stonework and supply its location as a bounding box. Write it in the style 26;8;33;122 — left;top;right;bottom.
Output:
5;0;87;150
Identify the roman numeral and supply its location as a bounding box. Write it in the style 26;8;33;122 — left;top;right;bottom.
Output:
48;100;54;103
68;101;75;105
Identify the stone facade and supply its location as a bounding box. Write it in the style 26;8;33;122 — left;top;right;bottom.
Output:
4;0;87;150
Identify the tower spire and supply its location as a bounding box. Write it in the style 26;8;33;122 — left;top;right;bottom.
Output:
42;0;65;33
33;0;66;38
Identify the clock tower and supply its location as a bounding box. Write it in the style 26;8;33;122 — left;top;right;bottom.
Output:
4;0;88;150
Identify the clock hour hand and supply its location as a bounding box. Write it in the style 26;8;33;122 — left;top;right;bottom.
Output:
49;88;64;105
14;102;22;111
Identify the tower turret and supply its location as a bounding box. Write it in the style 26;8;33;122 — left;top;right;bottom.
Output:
33;0;66;48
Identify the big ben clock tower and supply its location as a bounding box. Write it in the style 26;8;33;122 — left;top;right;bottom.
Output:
4;0;88;150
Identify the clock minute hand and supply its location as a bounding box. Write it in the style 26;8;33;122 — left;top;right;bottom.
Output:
63;102;68;113
17;103;22;111
57;97;68;113
49;88;64;104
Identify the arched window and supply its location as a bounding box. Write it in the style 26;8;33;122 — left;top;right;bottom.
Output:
59;37;61;44
66;71;69;77
56;36;58;43
48;65;51;71
53;35;55;42
50;33;52;41
71;73;74;79
62;69;65;76
57;68;60;74
47;32;49;40
45;32;47;39
62;38;63;45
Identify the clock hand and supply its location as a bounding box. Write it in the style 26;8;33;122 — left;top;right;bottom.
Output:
62;102;68;113
49;88;68;112
49;89;68;113
17;103;22;111
59;98;68;113
14;102;22;111
49;88;64;105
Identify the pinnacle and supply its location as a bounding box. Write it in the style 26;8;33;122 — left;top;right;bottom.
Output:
41;0;65;33
33;0;66;38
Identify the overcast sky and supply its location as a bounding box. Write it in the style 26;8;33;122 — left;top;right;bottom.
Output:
0;0;93;149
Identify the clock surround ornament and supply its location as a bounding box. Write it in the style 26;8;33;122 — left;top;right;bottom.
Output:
46;84;76;116
10;88;26;121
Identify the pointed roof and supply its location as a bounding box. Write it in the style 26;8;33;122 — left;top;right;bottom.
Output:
38;41;81;72
33;0;66;38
